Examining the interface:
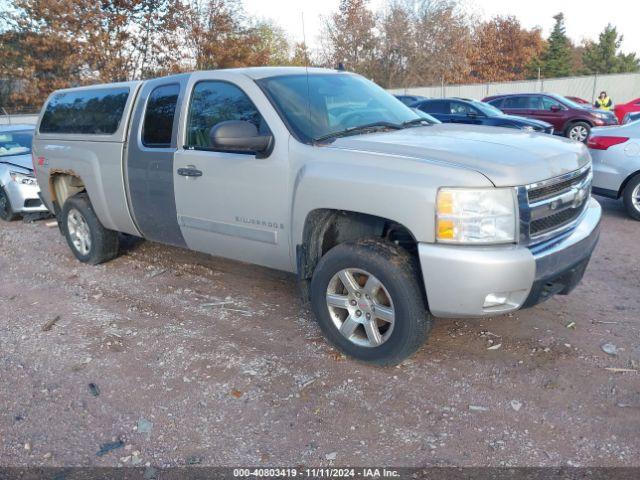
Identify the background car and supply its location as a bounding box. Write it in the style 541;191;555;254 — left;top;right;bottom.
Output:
589;121;640;220
566;96;591;105
623;112;640;124
482;93;618;142
413;97;553;133
613;97;640;124
394;94;428;106
0;124;49;221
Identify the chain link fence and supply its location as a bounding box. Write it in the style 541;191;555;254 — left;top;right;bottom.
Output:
390;72;640;104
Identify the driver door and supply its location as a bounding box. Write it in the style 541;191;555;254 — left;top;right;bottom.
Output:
173;79;291;271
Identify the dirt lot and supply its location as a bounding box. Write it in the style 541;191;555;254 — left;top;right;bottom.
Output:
0;197;638;468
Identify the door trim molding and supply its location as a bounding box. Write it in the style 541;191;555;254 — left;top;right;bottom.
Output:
178;215;278;245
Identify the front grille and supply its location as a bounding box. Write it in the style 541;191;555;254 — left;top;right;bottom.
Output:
530;207;583;236
528;168;590;203
519;165;592;245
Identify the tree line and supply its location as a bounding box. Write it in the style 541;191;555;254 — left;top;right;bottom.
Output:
1;0;638;110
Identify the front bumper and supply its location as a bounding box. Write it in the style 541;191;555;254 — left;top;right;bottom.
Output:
418;197;601;317
4;180;49;213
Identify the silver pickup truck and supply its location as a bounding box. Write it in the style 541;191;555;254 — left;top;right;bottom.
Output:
33;67;601;365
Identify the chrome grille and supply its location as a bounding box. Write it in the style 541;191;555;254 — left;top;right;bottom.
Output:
518;164;592;245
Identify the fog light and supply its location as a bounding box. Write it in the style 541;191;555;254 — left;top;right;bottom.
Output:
483;293;509;308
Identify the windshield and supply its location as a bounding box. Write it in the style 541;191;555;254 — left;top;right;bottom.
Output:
472;101;504;116
258;73;424;143
550;94;585;110
0;129;33;158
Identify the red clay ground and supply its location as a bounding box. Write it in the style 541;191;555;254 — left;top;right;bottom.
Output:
0;197;638;468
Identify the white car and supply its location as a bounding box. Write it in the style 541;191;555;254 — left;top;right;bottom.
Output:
0;125;49;221
590;120;640;220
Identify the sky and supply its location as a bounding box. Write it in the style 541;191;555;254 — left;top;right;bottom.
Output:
242;0;640;53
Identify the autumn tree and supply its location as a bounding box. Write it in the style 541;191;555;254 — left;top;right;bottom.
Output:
0;0;187;109
185;0;291;70
376;1;415;88
582;24;640;74
468;15;545;82
540;13;574;78
322;0;378;79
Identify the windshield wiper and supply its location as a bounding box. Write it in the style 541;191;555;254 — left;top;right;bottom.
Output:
401;118;433;127
313;121;402;144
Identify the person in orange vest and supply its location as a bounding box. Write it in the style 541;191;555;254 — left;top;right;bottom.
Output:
594;91;613;111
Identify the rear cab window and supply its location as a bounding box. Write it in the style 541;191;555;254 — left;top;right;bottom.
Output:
142;84;180;148
39;88;130;135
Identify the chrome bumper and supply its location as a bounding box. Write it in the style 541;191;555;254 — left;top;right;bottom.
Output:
418;197;601;318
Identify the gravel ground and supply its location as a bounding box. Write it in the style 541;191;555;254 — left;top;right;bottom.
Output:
0;197;638;468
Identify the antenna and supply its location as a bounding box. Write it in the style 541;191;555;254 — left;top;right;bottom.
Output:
301;12;312;131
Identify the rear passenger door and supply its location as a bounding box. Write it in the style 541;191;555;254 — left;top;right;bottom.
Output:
126;76;189;246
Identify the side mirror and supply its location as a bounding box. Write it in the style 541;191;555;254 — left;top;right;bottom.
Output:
209;120;272;154
550;105;561;112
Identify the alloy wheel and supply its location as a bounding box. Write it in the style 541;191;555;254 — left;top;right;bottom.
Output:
325;268;395;348
67;208;92;256
569;125;588;142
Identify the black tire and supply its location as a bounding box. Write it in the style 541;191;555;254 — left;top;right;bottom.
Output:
565;121;591;142
0;187;19;221
310;238;433;366
622;174;640;221
61;193;119;265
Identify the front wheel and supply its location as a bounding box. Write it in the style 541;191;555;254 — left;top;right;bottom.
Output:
566;121;591;142
0;187;19;221
310;239;432;366
61;193;119;264
622;175;640;221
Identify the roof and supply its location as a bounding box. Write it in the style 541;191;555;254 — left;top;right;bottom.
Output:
204;66;345;80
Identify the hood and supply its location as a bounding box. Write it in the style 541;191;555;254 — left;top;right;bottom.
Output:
329;124;590;187
0;153;33;172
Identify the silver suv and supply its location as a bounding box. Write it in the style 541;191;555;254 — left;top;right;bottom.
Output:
32;68;601;365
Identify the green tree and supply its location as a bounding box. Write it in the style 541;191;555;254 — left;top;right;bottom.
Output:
540;13;574;78
582;24;640;74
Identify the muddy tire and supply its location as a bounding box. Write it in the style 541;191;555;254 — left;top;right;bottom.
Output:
0;187;19;222
622;174;640;221
310;238;432;366
61;193;119;265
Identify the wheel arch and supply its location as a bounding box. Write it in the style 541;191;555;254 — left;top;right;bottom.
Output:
618;169;640;198
296;208;421;300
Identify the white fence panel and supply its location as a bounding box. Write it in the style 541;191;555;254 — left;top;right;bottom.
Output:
392;72;640;103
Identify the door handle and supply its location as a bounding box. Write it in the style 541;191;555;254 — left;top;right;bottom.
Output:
177;167;203;178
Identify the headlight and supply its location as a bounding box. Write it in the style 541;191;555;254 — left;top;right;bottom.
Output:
436;188;517;244
521;125;535;132
593;112;609;120
10;171;37;186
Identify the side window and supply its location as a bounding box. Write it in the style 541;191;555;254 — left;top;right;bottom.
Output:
186;81;267;149
421;101;449;114
449;102;469;115
488;98;504;108
142;84;180;148
541;96;562;111
527;96;543;110
503;96;529;109
40;88;129;134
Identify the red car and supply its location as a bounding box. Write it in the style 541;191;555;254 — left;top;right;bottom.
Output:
566;96;591;105
482;93;618;142
613;98;640;123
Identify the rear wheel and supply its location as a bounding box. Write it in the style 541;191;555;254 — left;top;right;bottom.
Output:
61;193;119;264
0;187;19;222
310;238;432;366
566;121;590;142
622;175;640;221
